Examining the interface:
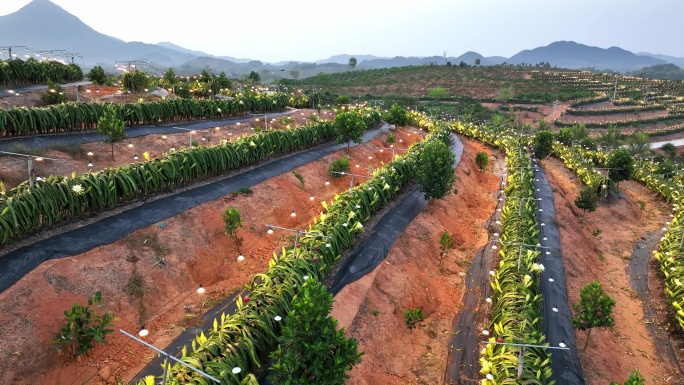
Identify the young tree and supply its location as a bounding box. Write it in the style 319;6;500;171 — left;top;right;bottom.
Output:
247;70;261;84
163;67;178;94
222;206;243;251
50;291;115;358
334;111;366;154
214;71;232;91
269;280;362;385
575;187;599;216
599;124;623;150
383;103;410;127
661;142;677;159
41;80;66;105
475;151;489;171
88;65;107;85
606;149;634;187
416;140;456;200
533;130;554;159
627;130;651;158
121;70;149;93
348;57;357;70
221;207;242;239
475;58;481;66
572;280;616;351
97;105;127;161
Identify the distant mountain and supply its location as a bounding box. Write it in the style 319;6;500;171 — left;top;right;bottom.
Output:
636;52;684;69
0;0;197;68
315;54;387;65
217;55;252;64
351;52;503;69
628;63;684;80
2;3;678;77
156;42;214;58
509;41;666;72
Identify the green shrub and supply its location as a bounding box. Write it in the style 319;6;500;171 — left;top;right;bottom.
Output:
328;157;351;177
50;291;115;358
386;133;395;144
41;80;67;105
475;151;489;171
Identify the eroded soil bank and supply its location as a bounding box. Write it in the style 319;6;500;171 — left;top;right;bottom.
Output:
330;138;501;385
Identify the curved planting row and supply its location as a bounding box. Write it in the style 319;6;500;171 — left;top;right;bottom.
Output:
0;58;83;87
564;104;665;116
137;122;453;384
554;112;684;129
553;144;610;190
0;93;307;137
632;165;684;332
0;109;381;245
451;122;553;384
553;143;684;336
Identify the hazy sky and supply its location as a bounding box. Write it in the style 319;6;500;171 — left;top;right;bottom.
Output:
1;0;683;62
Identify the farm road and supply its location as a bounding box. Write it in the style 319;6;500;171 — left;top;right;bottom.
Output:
135;135;464;383
0;125;392;293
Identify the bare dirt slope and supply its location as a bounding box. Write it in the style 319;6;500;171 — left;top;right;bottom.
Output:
541;157;682;384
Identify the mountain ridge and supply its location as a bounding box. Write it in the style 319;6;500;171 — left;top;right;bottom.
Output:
1;0;681;77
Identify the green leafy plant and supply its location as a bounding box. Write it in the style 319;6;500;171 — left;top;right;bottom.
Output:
269;280;362;385
404;307;426;329
606;149;634;187
222;207;242;240
88;65;107;85
334;111;367;154
610;369;645;385
41;80;66;105
237;187;253;196
328;156;351;178
50;291;115;358
575;187;599;216
97;105;127;161
475;151;489;171
292;170;305;188
534;130;554;159
383;103;410;127
638;200;646;211
386;133;396;144
439;231;455;256
416;139;456;200
592;228;602;237
572;280;616;351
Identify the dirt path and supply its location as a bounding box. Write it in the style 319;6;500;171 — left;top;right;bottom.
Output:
330;138;500;385
444;151;505;384
541;157;682;384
